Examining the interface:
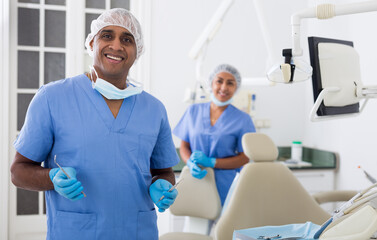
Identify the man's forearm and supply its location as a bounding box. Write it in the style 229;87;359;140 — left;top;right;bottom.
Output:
151;168;176;185
11;161;54;191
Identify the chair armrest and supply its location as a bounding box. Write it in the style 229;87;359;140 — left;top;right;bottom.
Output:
312;190;358;204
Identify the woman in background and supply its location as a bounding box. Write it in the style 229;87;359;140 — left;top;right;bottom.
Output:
173;64;256;205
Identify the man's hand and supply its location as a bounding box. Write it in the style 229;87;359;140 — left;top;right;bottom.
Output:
49;167;84;201
149;179;178;212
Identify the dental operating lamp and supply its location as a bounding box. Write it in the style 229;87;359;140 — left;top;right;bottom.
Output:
267;1;377;84
267;0;377;121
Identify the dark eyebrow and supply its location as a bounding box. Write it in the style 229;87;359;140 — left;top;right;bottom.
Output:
122;32;135;40
99;29;135;40
216;77;235;82
100;29;114;34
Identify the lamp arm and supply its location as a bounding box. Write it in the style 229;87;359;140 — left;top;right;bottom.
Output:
188;0;235;60
291;1;377;57
195;41;209;86
357;85;377;99
310;86;373;122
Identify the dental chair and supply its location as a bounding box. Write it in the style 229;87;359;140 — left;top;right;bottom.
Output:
214;133;355;240
159;166;221;240
312;190;357;206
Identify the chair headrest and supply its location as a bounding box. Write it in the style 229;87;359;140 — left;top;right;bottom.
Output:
169;166;221;220
242;133;278;162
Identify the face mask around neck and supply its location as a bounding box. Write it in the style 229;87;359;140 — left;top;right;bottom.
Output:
210;93;233;107
89;66;143;100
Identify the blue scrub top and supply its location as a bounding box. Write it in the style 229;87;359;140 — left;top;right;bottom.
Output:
173;102;255;205
14;74;179;240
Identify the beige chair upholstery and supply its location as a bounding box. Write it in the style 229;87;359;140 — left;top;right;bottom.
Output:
159;166;221;240
312;190;357;205
214;133;331;240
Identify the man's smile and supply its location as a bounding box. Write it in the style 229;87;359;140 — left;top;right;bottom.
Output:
105;53;124;62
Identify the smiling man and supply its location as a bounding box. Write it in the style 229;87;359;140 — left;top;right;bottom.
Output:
11;8;179;240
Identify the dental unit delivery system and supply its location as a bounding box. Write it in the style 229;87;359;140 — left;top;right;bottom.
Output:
314;182;377;239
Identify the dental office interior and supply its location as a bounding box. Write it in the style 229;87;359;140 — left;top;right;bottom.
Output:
1;0;377;239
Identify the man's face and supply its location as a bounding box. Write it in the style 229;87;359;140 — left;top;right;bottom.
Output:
90;25;137;80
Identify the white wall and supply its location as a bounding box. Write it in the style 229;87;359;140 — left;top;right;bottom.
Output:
147;0;308;146
303;0;377;191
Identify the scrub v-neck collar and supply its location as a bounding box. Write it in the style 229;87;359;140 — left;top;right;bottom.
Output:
78;74;136;133
203;102;232;130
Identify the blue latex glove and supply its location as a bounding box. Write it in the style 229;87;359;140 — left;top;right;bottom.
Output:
49;167;84;201
190;150;216;168
187;158;207;179
149;179;178;213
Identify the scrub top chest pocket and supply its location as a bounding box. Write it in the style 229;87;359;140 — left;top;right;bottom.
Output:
138;134;157;173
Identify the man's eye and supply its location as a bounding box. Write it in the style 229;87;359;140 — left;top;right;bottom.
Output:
102;34;111;39
123;38;133;43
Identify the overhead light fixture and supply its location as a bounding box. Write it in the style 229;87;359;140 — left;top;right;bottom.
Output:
267;49;312;83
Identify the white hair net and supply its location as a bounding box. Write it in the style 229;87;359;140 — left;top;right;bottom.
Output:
85;8;144;59
208;64;241;90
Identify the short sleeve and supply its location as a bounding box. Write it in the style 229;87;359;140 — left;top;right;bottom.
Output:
172;106;193;142
237;115;256;153
150;106;179;169
13;86;54;162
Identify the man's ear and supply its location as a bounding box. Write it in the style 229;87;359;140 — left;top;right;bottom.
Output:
89;40;94;51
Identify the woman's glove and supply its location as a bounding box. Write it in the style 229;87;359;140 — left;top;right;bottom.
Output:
190;150;216;168
49;167;84;201
187;158;207;179
149;179;178;212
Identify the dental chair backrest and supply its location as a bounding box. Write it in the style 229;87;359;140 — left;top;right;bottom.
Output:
214;133;331;240
169;166;221;220
160;166;218;240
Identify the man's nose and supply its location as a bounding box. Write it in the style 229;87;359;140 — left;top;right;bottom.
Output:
109;39;123;51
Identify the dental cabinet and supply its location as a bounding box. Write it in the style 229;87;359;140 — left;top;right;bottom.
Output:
278;146;337;198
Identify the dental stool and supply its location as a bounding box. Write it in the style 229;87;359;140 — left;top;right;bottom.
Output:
159;166;221;240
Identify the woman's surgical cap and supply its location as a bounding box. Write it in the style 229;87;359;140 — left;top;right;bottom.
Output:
208;64;242;89
85;8;144;59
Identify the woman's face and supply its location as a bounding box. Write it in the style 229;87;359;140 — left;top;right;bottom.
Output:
211;72;237;102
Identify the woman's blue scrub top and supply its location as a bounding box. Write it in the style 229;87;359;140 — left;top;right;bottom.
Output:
173;102;255;205
14;74;179;240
